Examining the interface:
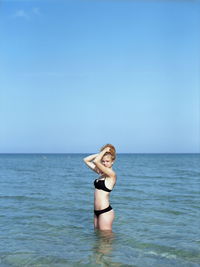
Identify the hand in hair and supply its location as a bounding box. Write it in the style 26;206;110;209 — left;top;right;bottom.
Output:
103;147;111;153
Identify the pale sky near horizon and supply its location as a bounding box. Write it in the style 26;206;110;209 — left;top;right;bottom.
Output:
0;0;200;153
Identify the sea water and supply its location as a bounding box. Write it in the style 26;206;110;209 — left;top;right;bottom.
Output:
0;153;200;267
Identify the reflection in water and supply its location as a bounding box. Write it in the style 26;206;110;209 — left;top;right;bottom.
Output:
92;230;115;265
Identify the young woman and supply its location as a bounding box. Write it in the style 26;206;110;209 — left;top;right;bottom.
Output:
83;144;116;231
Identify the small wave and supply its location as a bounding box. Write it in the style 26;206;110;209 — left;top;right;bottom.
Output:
0;195;48;202
12;168;36;173
2;253;71;267
160;209;186;215
147;251;177;259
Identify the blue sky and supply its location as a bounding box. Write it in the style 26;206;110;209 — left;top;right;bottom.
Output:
0;0;199;153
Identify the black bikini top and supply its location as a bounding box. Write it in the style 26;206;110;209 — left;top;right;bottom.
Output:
94;178;112;192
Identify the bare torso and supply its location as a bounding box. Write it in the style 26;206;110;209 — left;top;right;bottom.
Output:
94;175;115;210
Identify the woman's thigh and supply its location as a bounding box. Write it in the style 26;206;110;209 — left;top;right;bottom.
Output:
98;210;115;230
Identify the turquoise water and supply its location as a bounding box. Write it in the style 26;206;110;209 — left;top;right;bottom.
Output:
0;153;200;267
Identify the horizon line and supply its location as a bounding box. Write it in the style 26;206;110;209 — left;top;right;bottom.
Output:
0;152;199;154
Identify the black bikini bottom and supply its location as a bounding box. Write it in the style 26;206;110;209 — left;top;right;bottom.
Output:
94;205;112;218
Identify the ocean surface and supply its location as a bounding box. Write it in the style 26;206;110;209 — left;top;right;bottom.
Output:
0;153;199;267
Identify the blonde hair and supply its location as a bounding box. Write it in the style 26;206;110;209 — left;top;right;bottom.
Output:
100;144;116;161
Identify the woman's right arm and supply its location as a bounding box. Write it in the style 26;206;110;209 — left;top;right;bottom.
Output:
83;153;101;174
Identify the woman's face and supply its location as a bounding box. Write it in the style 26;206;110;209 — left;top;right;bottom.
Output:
101;155;113;168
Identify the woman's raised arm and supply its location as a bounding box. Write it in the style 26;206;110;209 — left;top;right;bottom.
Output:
83;153;101;174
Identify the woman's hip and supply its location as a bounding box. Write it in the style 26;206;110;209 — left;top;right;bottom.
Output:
94;205;113;218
